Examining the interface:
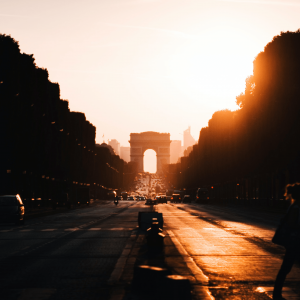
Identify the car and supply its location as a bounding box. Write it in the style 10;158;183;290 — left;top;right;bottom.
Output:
182;195;192;203
145;198;157;205
196;188;209;203
171;194;181;203
0;194;25;225
127;196;134;201
53;192;71;209
166;196;172;203
159;195;167;204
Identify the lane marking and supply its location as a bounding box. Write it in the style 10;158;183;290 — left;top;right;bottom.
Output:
167;230;209;284
108;233;137;285
1;227;136;233
167;230;214;300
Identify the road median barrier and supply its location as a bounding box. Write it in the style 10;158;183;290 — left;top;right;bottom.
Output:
132;265;192;300
132;265;169;295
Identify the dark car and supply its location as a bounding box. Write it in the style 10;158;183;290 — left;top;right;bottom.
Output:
53;193;71;210
0;195;25;225
159;195;167;204
127;196;134;201
166;196;172;203
182;195;192;203
145;198;157;205
171;194;181;203
196;188;209;203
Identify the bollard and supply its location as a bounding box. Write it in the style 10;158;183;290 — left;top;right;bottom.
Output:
146;221;165;248
138;212;163;230
132;265;168;296
162;275;192;300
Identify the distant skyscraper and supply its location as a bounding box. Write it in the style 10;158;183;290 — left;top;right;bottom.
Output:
108;139;120;156
120;146;130;162
170;140;182;164
183;126;196;150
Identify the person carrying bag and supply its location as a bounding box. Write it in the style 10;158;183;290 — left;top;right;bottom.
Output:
272;183;300;300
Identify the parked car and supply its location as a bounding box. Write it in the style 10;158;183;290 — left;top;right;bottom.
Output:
182;195;192;203
0;194;25;225
53;192;71;209
196;188;209;203
77;187;90;205
127;196;134;201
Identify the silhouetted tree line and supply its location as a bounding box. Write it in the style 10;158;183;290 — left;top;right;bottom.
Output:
0;34;136;206
165;30;300;209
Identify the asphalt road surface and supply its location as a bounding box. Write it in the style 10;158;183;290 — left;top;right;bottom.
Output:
155;203;300;300
1;201;299;300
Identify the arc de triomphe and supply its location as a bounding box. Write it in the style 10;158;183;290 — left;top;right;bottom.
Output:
129;132;171;173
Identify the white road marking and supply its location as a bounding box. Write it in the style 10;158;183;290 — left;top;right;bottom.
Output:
167;230;209;284
108;228;130;230
108;233;137;285
167;230;214;300
2;227;135;233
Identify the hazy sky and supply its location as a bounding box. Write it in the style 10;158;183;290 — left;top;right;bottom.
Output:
1;0;300;149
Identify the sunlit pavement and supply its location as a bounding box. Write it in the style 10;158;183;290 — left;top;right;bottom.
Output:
154;203;300;300
1;201;299;300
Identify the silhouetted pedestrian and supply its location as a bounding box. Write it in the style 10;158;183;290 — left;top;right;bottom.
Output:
273;183;300;300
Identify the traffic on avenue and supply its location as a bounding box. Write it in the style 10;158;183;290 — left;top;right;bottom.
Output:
0;174;299;300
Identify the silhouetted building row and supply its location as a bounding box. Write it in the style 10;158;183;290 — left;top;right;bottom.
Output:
0;34;137;204
164;30;300;210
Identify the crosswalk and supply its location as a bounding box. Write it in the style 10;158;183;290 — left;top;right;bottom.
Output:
0;227;135;233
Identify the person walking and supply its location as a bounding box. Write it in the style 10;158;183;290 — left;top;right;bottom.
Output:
273;183;300;300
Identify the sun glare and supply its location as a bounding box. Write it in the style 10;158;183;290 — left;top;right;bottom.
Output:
167;27;256;110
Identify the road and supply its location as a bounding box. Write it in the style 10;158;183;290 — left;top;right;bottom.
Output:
155;203;300;300
0;201;148;300
0;201;299;300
